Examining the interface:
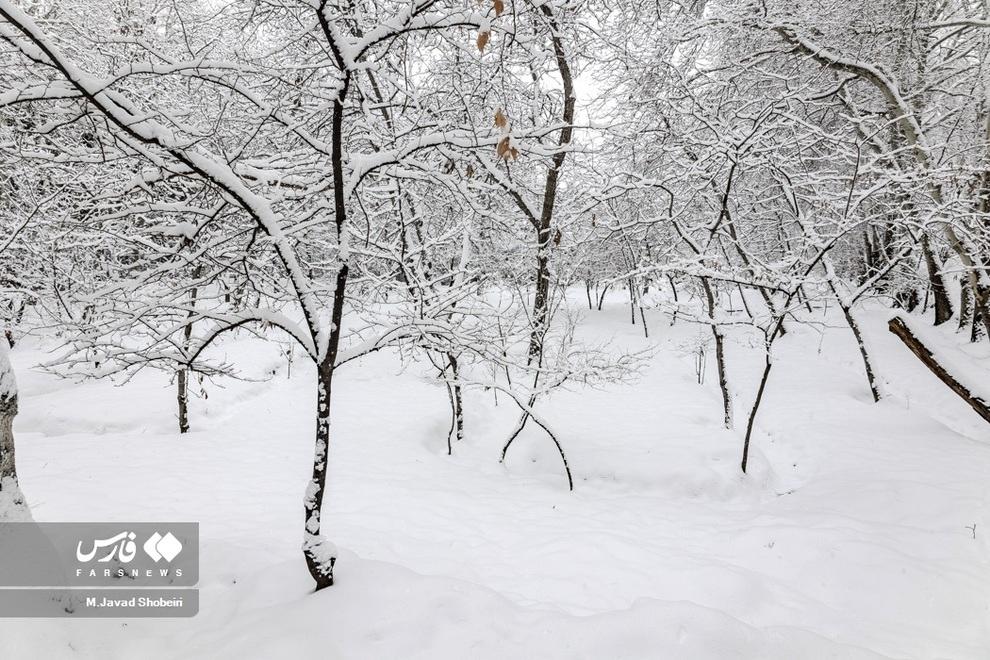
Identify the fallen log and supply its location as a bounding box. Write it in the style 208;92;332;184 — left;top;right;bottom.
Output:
888;315;990;424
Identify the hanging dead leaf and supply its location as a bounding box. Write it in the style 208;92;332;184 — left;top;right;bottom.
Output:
553;228;562;246
496;136;511;159
494;0;505;16
466;163;475;178
494;108;508;129
477;31;489;52
508;147;519;160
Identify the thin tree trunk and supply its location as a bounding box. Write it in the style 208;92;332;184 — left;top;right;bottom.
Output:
741;349;771;473
597;283;610;311
713;328;731;428
629;278;636;325
823;274;883;402
177;369;190;434
500;5;575;488
796;286;813;313
443;380;457;455
737;283;753;319
303;364;335;589
447;353;463;447
501;393;536;463
499;384;573;491
701;277;732;428
840;303;882;402
177;267;201;434
301;265;347;591
667;275;679;325
525;4;574;364
528;242;552;363
302;45;350;587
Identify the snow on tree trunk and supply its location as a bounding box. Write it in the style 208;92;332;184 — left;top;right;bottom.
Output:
302;367;336;590
177;368;190;435
0;337;18;482
0;338;29;521
701;277;732;429
841;305;883;403
921;234;953;326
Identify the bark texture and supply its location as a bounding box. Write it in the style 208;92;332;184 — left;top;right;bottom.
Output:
0;340;18;485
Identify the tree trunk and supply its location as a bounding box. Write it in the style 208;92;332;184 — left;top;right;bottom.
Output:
443;380;457;455
0;338;27;517
959;281;972;331
972;301;986;343
528;235;552;364
737;283;754;319
177;267;201;434
177;369;190;434
0;400;16;486
888;316;990;424
500;5;575;484
446;353;464;451
940;226;990;340
300;44;351;588
840;303;882;402
796;286;812;313
628;278;636;325
301;242;349;589
824;275;883;403
0;339;17;483
701;277;732;428
526;4;574;364
303;364;336;590
973;283;990;341
499;379;573;491
667;275;679;325
741;350;772;474
921;234;953;325
712;327;731;428
597;283;610;311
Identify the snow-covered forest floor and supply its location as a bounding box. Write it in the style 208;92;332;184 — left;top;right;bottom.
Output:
2;292;988;659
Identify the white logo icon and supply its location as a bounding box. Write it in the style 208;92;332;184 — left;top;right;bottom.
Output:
143;532;183;563
76;532;138;563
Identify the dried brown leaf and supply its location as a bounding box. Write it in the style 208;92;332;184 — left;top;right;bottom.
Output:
494;108;508;129
496;136;510;159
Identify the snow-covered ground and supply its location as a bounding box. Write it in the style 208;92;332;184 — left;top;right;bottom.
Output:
2;294;988;659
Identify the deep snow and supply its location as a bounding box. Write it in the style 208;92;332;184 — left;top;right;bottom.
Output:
1;294;988;659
